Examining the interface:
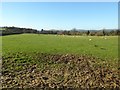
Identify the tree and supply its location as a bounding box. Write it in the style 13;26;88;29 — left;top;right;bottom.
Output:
115;30;120;35
41;29;44;32
86;30;90;36
109;30;115;36
89;32;96;36
102;30;106;36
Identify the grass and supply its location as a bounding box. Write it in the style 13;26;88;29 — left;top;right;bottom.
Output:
2;52;120;88
2;34;118;60
1;34;119;88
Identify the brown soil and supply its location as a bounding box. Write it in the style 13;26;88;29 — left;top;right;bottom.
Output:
1;53;120;89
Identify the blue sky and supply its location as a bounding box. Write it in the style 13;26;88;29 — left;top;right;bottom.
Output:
2;2;118;30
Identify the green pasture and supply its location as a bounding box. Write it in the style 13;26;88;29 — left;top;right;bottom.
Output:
1;34;118;60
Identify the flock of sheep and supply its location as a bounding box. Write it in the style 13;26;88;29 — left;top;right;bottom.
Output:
54;35;108;41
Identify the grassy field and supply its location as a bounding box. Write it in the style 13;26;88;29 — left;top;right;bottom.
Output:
1;34;119;88
2;34;118;60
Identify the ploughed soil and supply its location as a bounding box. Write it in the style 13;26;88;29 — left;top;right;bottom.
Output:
1;52;120;89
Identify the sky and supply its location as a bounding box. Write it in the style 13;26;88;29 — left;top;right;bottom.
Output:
1;2;118;30
1;0;120;2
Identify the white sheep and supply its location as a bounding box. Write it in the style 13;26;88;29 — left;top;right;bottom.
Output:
104;37;107;39
89;39;92;41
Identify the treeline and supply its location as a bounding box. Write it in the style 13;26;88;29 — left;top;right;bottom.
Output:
0;26;120;36
55;29;120;36
0;26;39;36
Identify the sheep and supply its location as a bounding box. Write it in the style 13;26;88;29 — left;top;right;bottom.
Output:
104;37;107;39
89;39;92;41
